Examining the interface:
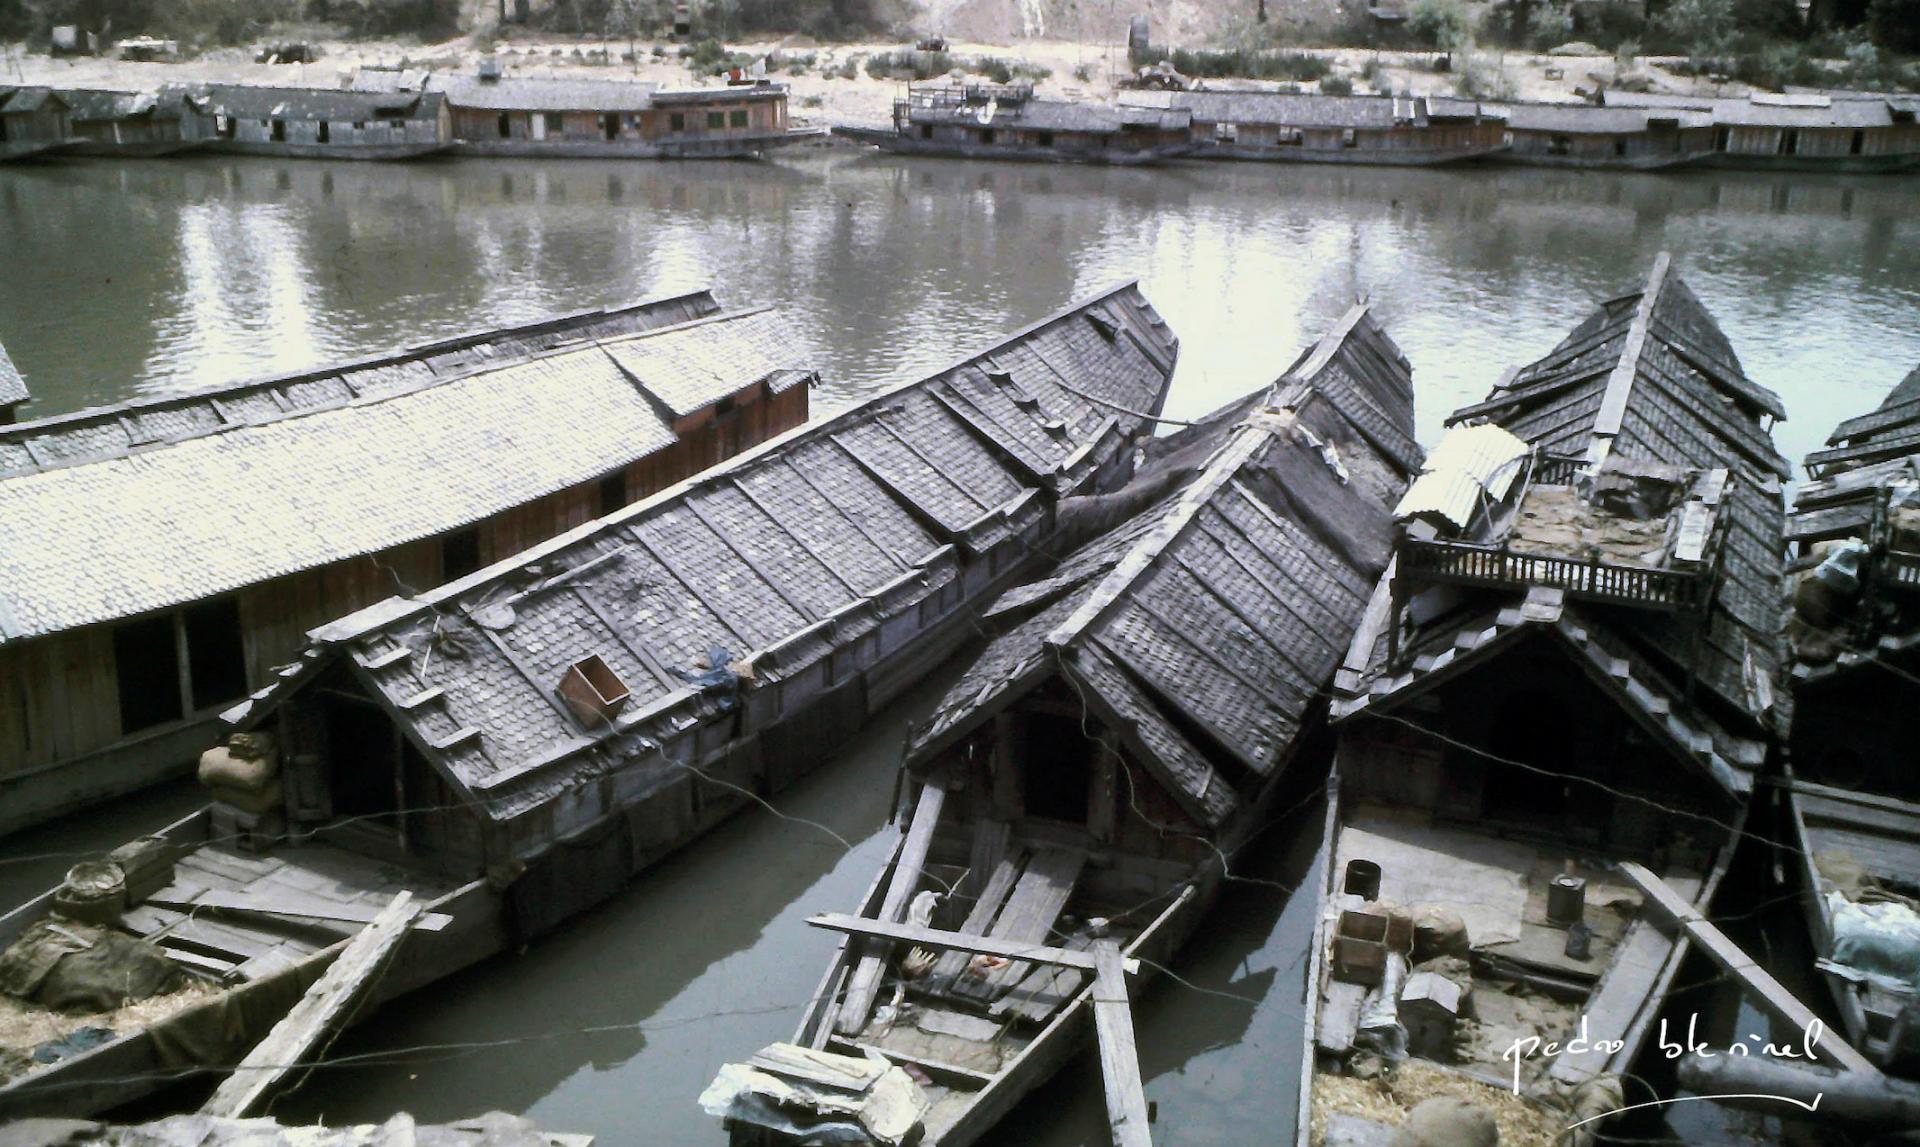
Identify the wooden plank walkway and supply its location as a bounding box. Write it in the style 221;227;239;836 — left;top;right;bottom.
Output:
202;891;421;1117
952;847;1084;1005
808;914;1135;973
1092;940;1152;1147
836;784;947;1035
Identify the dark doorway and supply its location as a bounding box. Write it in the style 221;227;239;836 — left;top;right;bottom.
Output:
603;113;619;140
1850;130;1865;156
270;119;286;142
1020;711;1094;824
599;471;628;516
1481;689;1580;832
324;695;400;820
114;615;183;734
317;121;330;144
184;597;248;711
442;527;482;581
498;112;511;138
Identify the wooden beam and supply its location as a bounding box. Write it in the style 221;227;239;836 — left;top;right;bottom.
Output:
834;783;947;1035
809;913;1138;975
201;891;421;1118
1092;939;1153;1147
1618;861;1880;1076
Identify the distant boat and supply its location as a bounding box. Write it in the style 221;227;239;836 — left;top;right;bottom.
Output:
178;84;454;161
0;87;80;162
60;88;206;158
1119;90;1509;167
835;83;1194;166
705;305;1422;1147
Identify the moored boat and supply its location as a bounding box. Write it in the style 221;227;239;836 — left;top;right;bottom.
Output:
1118;90;1508;166
0;286;1178;1118
703;303;1422;1146
60;88;206;158
1781;362;1920;1073
834;83;1194;166
1301;254;1791;1144
0;87;78;162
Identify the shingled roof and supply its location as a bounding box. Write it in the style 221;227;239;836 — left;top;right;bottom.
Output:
225;284;1179;823
0;295;820;645
1120;90;1433;129
432;75;659;113
0;289;718;481
904;305;1417;829
0;339;24;410
1787;363;1920;684
1808;364;1920;476
189;84;442;122
1336;254;1789;793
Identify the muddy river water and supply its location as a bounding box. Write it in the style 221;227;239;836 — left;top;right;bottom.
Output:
2;149;1918;1144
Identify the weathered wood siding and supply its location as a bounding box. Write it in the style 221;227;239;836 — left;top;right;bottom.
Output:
449;95;786;145
0;381;805;815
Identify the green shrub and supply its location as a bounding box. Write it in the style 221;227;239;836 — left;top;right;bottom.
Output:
1073;62;1092;81
1321;74;1354;94
1869;0;1920;52
1140;46;1331;82
1578;0;1649;50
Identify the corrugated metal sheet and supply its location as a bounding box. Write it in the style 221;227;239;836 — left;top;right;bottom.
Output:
433;75;660;113
1393;422;1528;528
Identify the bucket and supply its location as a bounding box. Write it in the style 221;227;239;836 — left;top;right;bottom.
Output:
1343;858;1382;901
1547;874;1587;927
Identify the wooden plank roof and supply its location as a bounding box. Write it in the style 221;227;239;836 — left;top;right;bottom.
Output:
905;306;1417;828
0;338;24;409
0;297;824;645
1352;254;1790;764
227;283;1179;822
0;289;719;480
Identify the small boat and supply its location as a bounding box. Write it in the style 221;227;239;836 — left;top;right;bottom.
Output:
704;303;1422;1146
1300;254;1791;1144
1781;363;1920;1072
834;83;1194;166
181;84;454;161
0;286;1178;1119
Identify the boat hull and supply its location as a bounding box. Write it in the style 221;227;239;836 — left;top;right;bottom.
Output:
452;127;827;160
0;141;80;163
1690;151;1920;175
832;125;1189;167
1190;142;1508;167
67;139;209;158
201;140;452;161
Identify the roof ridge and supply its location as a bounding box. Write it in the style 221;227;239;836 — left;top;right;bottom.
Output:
1041;415;1269;655
1585;251;1670;470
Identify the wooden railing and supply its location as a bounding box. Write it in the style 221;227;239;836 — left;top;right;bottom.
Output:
1398;537;1709;612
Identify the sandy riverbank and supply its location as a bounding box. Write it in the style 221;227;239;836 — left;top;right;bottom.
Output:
2;34;1761;129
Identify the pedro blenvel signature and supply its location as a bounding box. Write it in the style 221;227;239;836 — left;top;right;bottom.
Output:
1503;1014;1827;1127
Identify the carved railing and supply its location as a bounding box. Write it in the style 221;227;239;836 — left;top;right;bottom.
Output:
1398;537;1710;612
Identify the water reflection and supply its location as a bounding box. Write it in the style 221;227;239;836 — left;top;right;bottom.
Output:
2;155;1917;470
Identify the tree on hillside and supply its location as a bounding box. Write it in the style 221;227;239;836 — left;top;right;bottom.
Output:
1409;0;1472;66
1657;0;1736;69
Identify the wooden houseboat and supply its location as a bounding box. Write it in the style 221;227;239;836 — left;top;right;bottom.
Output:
0;339;25;426
1494;102;1714;169
0;291;813;836
59;88;204;157
177;84;452;160
1781;363;1920;1073
1116;90;1506;166
704;304;1422;1147
834;83;1194;166
1604;90;1920;174
434;71;823;159
0;285;1177;1119
1302;254;1791;1144
0;87;76;162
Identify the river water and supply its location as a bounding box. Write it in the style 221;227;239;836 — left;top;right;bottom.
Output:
2;151;1919;1145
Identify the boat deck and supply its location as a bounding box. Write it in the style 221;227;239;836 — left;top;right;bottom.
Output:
1325;803;1700;1086
118;838;463;985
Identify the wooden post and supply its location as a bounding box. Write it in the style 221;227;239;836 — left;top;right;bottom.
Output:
835;783;946;1034
201;891;421;1118
1618;862;1880;1076
1092;939;1153;1147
